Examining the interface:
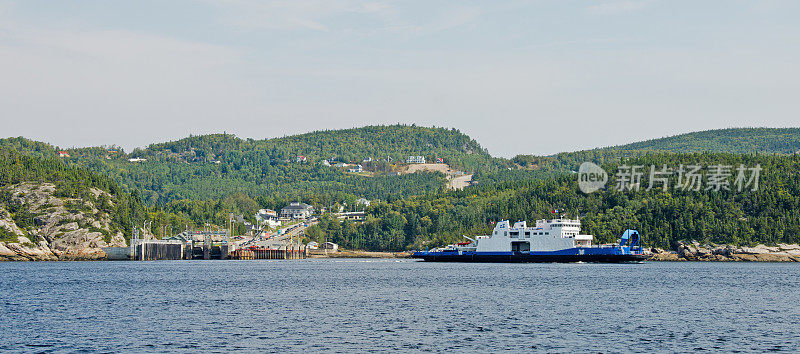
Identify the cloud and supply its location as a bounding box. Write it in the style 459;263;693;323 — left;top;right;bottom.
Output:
405;6;481;33
586;0;654;15
1;0;798;157
200;0;479;35
0;23;264;149
203;0;393;31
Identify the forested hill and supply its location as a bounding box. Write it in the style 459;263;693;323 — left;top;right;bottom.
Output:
610;128;800;154
4;126;799;206
510;128;800;173
132;125;494;172
1;125;499;204
309;152;800;251
0;148;146;243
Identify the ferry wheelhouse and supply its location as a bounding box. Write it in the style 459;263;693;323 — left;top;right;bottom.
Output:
412;219;646;263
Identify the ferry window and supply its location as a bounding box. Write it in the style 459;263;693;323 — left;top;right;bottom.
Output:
525;232;530;236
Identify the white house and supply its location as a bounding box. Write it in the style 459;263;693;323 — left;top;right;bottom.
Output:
348;164;363;173
255;209;281;228
406;156;426;164
322;242;339;251
280;202;314;219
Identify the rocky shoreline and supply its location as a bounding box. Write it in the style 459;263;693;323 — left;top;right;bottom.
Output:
0;182;126;262
0;241;108;261
649;241;800;262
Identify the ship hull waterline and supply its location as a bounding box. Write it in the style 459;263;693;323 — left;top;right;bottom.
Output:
412;253;647;263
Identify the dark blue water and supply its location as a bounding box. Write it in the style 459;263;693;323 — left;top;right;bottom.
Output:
1;260;799;353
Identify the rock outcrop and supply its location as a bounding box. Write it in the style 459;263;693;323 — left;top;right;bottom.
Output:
649;241;800;262
0;182;126;261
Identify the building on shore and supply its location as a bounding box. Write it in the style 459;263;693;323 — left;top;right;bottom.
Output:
322;242;339;251
308;241;339;256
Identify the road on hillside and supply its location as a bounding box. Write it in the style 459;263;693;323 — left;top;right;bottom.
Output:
274;219;318;242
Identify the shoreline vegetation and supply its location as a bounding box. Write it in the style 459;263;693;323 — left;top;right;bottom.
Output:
4;245;800;262
313;244;800;262
315;242;800;262
3;126;800;261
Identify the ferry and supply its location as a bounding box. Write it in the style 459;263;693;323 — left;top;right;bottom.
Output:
412;219;646;263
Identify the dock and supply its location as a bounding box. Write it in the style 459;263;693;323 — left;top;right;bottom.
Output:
229;245;306;260
103;229;308;261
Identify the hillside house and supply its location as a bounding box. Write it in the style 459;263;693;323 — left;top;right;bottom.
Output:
280;202;314;219
257;209;278;219
406;156;426;164
337;211;366;221
348;165;363;173
58;151;70;158
255;209;281;228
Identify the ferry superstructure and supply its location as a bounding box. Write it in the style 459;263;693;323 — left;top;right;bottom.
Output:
412;219;646;263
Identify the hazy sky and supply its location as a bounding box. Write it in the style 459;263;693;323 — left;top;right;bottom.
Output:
1;1;798;157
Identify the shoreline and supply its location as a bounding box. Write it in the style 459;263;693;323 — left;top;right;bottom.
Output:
308;250;411;259
4;244;800;262
647;241;800;262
